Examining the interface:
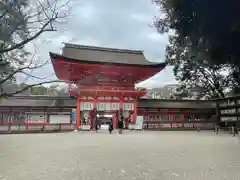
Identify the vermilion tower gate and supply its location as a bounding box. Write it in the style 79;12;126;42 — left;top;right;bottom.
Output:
50;44;166;130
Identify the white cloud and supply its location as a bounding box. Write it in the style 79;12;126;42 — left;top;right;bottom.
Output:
147;32;165;42
77;4;96;20
130;13;151;22
25;0;176;88
136;66;177;88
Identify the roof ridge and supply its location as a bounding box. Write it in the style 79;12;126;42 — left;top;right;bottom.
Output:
50;52;167;67
63;43;143;55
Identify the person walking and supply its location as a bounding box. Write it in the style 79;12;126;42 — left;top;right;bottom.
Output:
95;119;98;132
232;124;238;137
232;124;236;136
118;119;124;134
108;119;113;134
216;123;220;135
196;118;200;132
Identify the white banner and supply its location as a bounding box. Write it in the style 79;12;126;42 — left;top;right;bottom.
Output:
129;116;144;130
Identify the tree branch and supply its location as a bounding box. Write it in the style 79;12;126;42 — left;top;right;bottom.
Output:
0;49;49;85
0;16;58;54
0;80;65;98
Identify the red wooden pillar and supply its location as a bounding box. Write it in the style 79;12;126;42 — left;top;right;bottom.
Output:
76;98;81;130
89;110;94;129
93;98;97;130
113;112;117;129
133;102;137;124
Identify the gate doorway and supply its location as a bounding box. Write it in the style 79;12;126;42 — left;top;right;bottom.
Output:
96;112;117;130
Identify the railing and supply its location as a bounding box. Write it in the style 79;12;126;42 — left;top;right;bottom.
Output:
0;123;75;133
143;121;215;130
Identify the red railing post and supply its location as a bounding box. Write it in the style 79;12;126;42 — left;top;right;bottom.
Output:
133;102;137;124
76;98;81;130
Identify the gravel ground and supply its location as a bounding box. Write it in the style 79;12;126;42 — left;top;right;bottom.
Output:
0;130;240;180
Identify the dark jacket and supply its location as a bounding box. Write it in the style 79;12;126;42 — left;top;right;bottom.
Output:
109;121;113;131
118;120;124;129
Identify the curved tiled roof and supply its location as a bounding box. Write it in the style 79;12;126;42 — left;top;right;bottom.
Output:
138;99;216;109
0;98;56;106
0;96;215;109
58;43;166;66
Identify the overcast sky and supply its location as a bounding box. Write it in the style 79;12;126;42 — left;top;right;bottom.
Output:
30;0;176;88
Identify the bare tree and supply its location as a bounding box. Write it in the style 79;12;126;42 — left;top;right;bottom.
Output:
0;0;72;98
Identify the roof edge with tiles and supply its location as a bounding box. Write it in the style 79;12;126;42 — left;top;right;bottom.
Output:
50;52;167;67
64;43;143;55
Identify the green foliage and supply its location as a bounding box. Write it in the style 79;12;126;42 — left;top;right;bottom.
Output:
0;0;29;47
154;0;240;98
30;86;48;95
166;35;227;99
154;0;240;65
0;0;30;96
29;84;68;96
0;0;29;76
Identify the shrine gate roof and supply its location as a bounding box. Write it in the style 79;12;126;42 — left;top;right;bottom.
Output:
50;44;166;86
61;43;165;66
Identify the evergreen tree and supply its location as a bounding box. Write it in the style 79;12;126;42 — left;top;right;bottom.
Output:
154;0;240;96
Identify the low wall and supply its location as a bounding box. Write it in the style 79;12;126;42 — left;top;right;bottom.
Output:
143;122;215;129
0;123;75;134
0;122;217;134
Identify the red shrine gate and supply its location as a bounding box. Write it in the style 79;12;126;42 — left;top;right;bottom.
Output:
68;84;147;130
0;46;216;134
50;43;166;130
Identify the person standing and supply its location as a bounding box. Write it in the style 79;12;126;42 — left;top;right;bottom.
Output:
118;119;124;134
216;123;220;135
95;119;98;132
196;117;200;132
232;124;235;136
108;119;113;134
232;124;238;137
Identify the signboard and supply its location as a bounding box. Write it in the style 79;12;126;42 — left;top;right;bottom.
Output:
49;115;71;123
220;117;237;121
129;116;144;130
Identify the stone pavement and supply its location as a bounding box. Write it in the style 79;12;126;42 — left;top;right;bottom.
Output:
0;130;240;180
